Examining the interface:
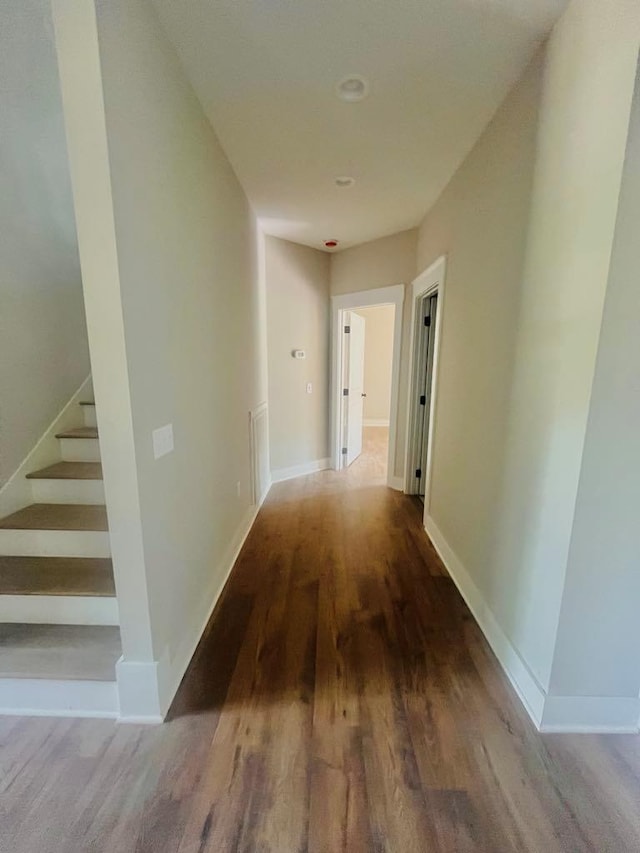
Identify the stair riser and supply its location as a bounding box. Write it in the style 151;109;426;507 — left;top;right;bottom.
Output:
0;678;118;718
83;407;97;428
59;438;101;462
30;479;105;505
0;595;118;626
0;530;110;558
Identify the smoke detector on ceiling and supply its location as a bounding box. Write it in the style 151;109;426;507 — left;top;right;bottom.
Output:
324;239;339;249
336;75;369;102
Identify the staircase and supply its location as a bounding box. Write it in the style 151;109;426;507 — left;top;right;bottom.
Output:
0;398;121;717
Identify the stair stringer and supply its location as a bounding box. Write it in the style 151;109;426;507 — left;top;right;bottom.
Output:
0;375;93;519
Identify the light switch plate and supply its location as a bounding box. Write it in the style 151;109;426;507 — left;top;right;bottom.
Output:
152;423;174;459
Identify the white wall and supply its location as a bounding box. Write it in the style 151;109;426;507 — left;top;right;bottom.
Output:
547;61;640;706
353;306;394;423
490;0;640;694
417;51;543;609
0;0;90;489
265;236;330;473
330;229;417;477
54;0;267;716
419;0;640;728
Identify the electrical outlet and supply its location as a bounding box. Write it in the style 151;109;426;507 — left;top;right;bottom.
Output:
306;382;313;394
152;424;174;459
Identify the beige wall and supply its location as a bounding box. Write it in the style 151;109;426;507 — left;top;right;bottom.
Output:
353;306;394;423
265;236;330;472
330;229;417;478
547;62;640;705
418;0;640;705
0;0;90;489
489;0;640;692
55;0;267;714
417;50;544;610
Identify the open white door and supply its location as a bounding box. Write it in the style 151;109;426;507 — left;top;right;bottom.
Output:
343;311;366;466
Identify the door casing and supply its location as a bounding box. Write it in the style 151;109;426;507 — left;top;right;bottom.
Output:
404;256;447;518
330;284;405;488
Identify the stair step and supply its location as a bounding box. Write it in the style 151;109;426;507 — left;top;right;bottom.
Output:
0;504;108;532
27;461;103;480
55;426;98;439
0;556;114;597
0;624;121;681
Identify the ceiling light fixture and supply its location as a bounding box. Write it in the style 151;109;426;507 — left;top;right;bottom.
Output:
335;176;355;188
336;75;369;103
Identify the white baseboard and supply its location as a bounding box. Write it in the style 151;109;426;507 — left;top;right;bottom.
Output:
363;419;390;427
540;695;640;733
0;375;92;518
271;457;331;484
424;515;640;734
387;475;404;491
0;677;118;718
155;487;270;720
424;514;546;728
116;658;163;723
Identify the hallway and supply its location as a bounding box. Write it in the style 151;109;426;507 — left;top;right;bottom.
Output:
2;455;640;851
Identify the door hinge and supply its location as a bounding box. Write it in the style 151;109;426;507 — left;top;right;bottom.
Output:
416;468;422;478
344;325;351;334
419;394;426;406
343;388;349;396
424;315;431;327
341;447;348;455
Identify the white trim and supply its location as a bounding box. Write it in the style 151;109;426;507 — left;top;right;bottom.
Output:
0;677;118;718
540;696;640;734
404;256;446;510
0;529;111;558
0;375;92;518
155;490;271;719
424;513;546;728
249;401;271;506
117;482;272;723
331;284;404;489
388;476;404;491
31;479;105;505
363;418;390;427
271;457;331;484
60;437;101;462
116;659;162;723
0;594;118;626
424;513;640;734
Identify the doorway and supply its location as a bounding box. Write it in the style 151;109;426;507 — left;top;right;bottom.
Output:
339;305;396;479
331;285;405;489
405;256;446;512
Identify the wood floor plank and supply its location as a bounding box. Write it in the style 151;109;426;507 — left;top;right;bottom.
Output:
1;429;639;852
0;503;108;531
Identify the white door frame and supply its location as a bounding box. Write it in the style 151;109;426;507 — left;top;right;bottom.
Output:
404;256;447;514
331;284;405;488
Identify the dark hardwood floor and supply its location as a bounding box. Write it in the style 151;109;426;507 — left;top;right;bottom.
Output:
1;429;639;852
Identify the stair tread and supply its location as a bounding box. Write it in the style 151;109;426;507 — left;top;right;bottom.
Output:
79;400;95;406
0;504;108;532
26;461;103;481
0;556;114;597
55;426;98;439
0;624;120;681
